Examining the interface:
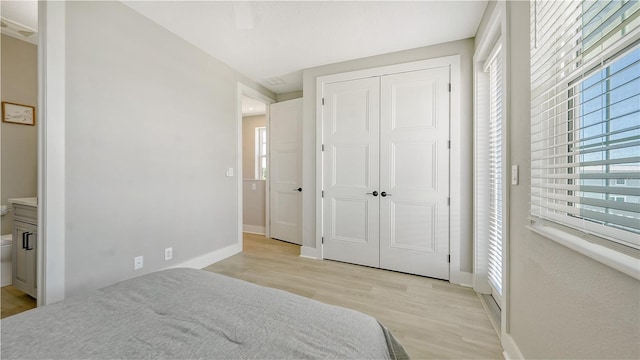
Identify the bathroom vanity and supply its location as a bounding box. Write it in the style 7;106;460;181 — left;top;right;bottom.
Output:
8;198;37;298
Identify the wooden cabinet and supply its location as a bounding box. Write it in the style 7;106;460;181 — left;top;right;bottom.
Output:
12;204;37;298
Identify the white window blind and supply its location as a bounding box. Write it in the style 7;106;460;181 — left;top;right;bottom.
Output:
530;0;640;249
487;45;504;297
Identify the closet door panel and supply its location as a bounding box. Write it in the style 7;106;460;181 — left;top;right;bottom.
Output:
379;67;451;280
322;78;380;268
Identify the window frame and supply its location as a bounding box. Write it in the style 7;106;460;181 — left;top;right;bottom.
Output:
529;0;640;280
255;126;267;180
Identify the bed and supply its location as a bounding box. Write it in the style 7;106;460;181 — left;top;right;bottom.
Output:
1;268;408;359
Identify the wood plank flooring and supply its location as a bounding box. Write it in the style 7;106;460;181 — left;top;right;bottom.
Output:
1;285;36;319
204;233;503;359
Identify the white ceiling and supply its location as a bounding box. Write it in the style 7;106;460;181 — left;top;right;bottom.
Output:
242;95;267;117
0;1;489;95
0;1;38;44
123;1;488;94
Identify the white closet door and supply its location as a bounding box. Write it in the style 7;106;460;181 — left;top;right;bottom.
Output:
379;67;451;279
269;98;302;244
322;78;380;267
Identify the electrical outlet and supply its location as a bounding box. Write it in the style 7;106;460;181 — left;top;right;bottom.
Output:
134;256;143;270
164;247;173;261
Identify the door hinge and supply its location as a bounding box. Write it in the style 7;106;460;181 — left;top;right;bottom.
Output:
322;98;325;105
447;197;450;206
447;140;451;149
322;144;325;151
322;237;324;244
448;83;452;92
448;255;451;263
322;190;324;198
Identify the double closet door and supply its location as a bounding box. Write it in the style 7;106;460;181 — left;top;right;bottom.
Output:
322;67;450;280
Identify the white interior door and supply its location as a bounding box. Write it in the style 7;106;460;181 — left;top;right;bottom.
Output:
379;67;451;279
269;98;302;244
322;78;380;267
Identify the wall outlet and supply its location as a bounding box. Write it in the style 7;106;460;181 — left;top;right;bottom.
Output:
134;256;144;270
164;247;173;261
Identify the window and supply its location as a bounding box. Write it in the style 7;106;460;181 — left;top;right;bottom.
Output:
487;44;504;299
530;1;640;250
255;127;267;180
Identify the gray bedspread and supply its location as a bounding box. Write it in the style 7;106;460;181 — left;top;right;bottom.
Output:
1;268;408;359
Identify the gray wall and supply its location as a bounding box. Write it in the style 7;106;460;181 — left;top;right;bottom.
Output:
485;2;640;358
242;115;266;179
1;34;38;235
64;1;273;297
301;39;475;273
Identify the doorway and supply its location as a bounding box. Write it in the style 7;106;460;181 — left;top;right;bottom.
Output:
0;1;40;315
241;95;269;236
236;84;274;249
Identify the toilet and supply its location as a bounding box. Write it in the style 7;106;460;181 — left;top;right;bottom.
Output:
1;234;12;287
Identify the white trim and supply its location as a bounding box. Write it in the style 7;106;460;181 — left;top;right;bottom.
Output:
242;225;265;235
170;242;241;270
315;55;465;284
456;271;473;287
528;222;640;281
38;1;66;305
300;245;320;259
237;83;275;250
502;332;524;360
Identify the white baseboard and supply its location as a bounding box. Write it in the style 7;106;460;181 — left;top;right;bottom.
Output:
450;271;473;287
300;245;320;259
242;225;265;235
502;333;524;360
171;242;241;270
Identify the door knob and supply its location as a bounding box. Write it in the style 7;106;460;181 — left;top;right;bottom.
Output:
292;187;302;192
366;191;378;196
380;192;392;197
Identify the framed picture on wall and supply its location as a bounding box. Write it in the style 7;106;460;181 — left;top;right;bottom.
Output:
2;102;36;126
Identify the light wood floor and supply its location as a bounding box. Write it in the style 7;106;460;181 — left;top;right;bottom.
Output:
204;233;503;359
1;285;36;319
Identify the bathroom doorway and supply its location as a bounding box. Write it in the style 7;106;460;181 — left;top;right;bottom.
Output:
0;0;39;317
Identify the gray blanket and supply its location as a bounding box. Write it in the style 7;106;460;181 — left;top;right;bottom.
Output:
1;268;409;359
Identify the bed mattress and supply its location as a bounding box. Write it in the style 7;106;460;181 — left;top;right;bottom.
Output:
1;268;408;359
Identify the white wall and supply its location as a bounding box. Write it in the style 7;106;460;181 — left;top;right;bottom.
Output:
62;1;273;297
301;39;475;274
242;180;265;232
474;2;640;358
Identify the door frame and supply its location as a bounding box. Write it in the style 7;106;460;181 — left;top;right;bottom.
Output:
315;55;470;285
236;83;275;247
38;1;67;305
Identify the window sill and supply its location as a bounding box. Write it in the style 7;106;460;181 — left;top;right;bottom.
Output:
527;222;640;281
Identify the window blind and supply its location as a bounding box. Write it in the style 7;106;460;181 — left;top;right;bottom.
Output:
488;45;503;296
530;0;640;249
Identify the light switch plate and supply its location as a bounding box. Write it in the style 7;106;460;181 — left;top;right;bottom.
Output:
226;168;234;177
511;165;519;185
